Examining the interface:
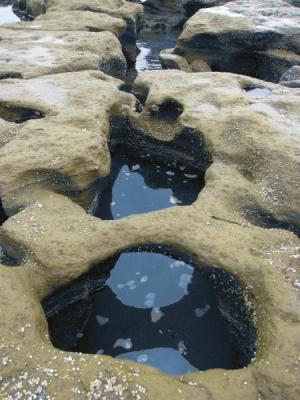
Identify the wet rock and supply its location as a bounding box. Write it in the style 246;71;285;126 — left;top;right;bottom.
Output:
0;71;135;214
12;0;144;61
280;65;300;87
0;28;127;79
142;0;186;31
182;0;227;17
174;0;300;82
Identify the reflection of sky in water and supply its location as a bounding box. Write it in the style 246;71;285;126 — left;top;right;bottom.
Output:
0;6;19;25
136;30;178;72
245;87;271;99
95;149;203;220
77;251;241;374
108;252;194;308
117;347;198;375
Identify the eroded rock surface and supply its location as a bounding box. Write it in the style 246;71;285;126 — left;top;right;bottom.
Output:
12;0;143;61
0;0;300;399
0;28;127;79
0;71;134;215
173;0;300;81
130;70;300;234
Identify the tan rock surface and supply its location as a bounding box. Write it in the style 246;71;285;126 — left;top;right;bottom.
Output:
0;28;127;79
12;0;144;61
0;70;135;214
131;70;300;232
7;10;127;38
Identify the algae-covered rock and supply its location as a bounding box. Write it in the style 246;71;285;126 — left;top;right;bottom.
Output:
174;0;300;82
0;28;127;79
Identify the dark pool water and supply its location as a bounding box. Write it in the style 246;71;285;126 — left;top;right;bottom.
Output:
75;250;249;374
94;147;204;220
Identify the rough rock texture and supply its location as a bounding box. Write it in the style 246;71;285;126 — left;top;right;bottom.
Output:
7;10;127;38
130;71;300;233
0;69;300;399
0;28;127;79
12;0;144;61
141;0;185;30
174;0;300;82
160;48;211;72
0;71;134;215
280;65;300;87
182;0;227;17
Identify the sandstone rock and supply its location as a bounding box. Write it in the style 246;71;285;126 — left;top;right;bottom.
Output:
0;179;299;398
0;28;127;79
7;10;127;38
159;48;190;71
280;65;300;87
0;71;135;214
130;70;300;232
12;0;144;61
175;0;300;82
189;58;211;72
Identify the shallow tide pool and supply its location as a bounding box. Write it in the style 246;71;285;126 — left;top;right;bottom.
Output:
94;148;204;220
75;250;249;374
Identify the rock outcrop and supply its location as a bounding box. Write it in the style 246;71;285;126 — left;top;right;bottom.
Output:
0;71;134;215
172;0;300;82
0;28;127;79
0;0;300;399
12;0;143;61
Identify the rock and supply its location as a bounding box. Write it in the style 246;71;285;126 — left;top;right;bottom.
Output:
130;70;300;232
12;0;144;61
159;48;190;71
182;0;227;17
0;71;135;214
7;10;127;38
12;0;47;19
142;0;186;31
280;65;300;87
1;175;300;398
0;28;127;79
189;58;211;72
174;0;300;82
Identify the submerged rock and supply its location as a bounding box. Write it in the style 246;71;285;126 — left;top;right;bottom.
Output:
174;0;300;82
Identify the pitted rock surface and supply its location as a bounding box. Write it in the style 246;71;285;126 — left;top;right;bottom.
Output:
0;71;135;214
